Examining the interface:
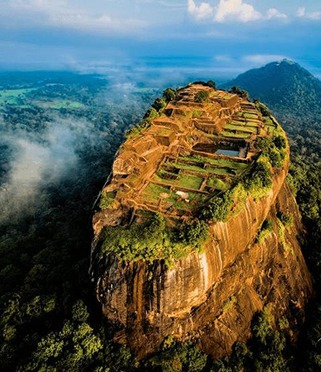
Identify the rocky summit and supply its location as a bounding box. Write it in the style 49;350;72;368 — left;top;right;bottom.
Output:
90;83;312;360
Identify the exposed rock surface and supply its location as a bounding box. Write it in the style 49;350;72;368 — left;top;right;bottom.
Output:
90;84;312;359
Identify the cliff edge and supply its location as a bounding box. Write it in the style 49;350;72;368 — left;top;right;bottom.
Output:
90;84;312;359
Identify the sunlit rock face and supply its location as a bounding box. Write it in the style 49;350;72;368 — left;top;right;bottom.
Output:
90;84;312;359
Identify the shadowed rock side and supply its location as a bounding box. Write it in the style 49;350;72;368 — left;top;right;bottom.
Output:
90;84;312;360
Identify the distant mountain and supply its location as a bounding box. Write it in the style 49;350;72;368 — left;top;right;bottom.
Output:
223;59;321;117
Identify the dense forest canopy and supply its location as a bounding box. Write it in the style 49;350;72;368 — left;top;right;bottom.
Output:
0;67;321;371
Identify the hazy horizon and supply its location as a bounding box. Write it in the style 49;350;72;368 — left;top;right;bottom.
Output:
1;1;321;79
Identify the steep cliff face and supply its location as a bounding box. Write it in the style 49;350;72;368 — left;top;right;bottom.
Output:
90;84;312;359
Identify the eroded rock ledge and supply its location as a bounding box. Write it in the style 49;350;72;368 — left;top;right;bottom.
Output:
90;84;312;359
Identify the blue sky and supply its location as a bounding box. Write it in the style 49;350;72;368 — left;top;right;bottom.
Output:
1;0;321;79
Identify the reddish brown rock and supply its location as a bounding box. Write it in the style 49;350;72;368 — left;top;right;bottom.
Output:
90;85;312;360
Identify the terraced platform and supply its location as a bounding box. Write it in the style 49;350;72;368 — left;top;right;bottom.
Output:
100;84;278;221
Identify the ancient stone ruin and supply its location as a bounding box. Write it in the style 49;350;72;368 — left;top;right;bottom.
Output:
90;84;312;360
94;84;269;232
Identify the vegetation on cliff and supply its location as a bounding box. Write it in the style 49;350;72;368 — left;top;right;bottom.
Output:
98;88;288;265
0;65;321;371
100;215;208;264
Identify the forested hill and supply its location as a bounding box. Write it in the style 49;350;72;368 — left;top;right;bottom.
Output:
223;59;321;117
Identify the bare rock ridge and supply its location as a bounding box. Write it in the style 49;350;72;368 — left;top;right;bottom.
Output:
90;84;313;359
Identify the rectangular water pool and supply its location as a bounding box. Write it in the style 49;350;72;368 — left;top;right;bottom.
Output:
216;149;239;157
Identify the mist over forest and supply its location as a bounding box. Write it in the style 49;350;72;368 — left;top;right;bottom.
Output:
0;71;163;370
0;67;229;227
0;73;159;222
1;66;321;371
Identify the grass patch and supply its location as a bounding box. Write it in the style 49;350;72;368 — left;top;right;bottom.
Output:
225;124;257;134
168;161;232;176
204;134;220;139
99;191;117;209
157;169;178;178
206;167;231;176
179;155;248;172
155;172;203;189
244;113;259;119
245;121;260;128
175;174;203;189
167;162;205;173
221;130;251;139
263;117;274;125
142;182;205;211
142;183;170;203
207;177;229;191
231;120;246;125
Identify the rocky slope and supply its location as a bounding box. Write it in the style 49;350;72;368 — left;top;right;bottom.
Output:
90;84;312;359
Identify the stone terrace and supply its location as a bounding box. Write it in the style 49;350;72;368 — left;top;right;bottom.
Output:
102;84;274;220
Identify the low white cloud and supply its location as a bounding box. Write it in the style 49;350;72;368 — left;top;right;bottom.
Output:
188;1;288;24
296;7;321;20
266;8;287;20
296;7;306;18
187;0;213;21
307;11;321;20
0;121;79;223
214;55;233;63
243;54;288;65
214;0;261;23
6;0;144;34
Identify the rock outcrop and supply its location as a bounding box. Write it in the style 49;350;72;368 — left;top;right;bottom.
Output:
90;84;312;360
